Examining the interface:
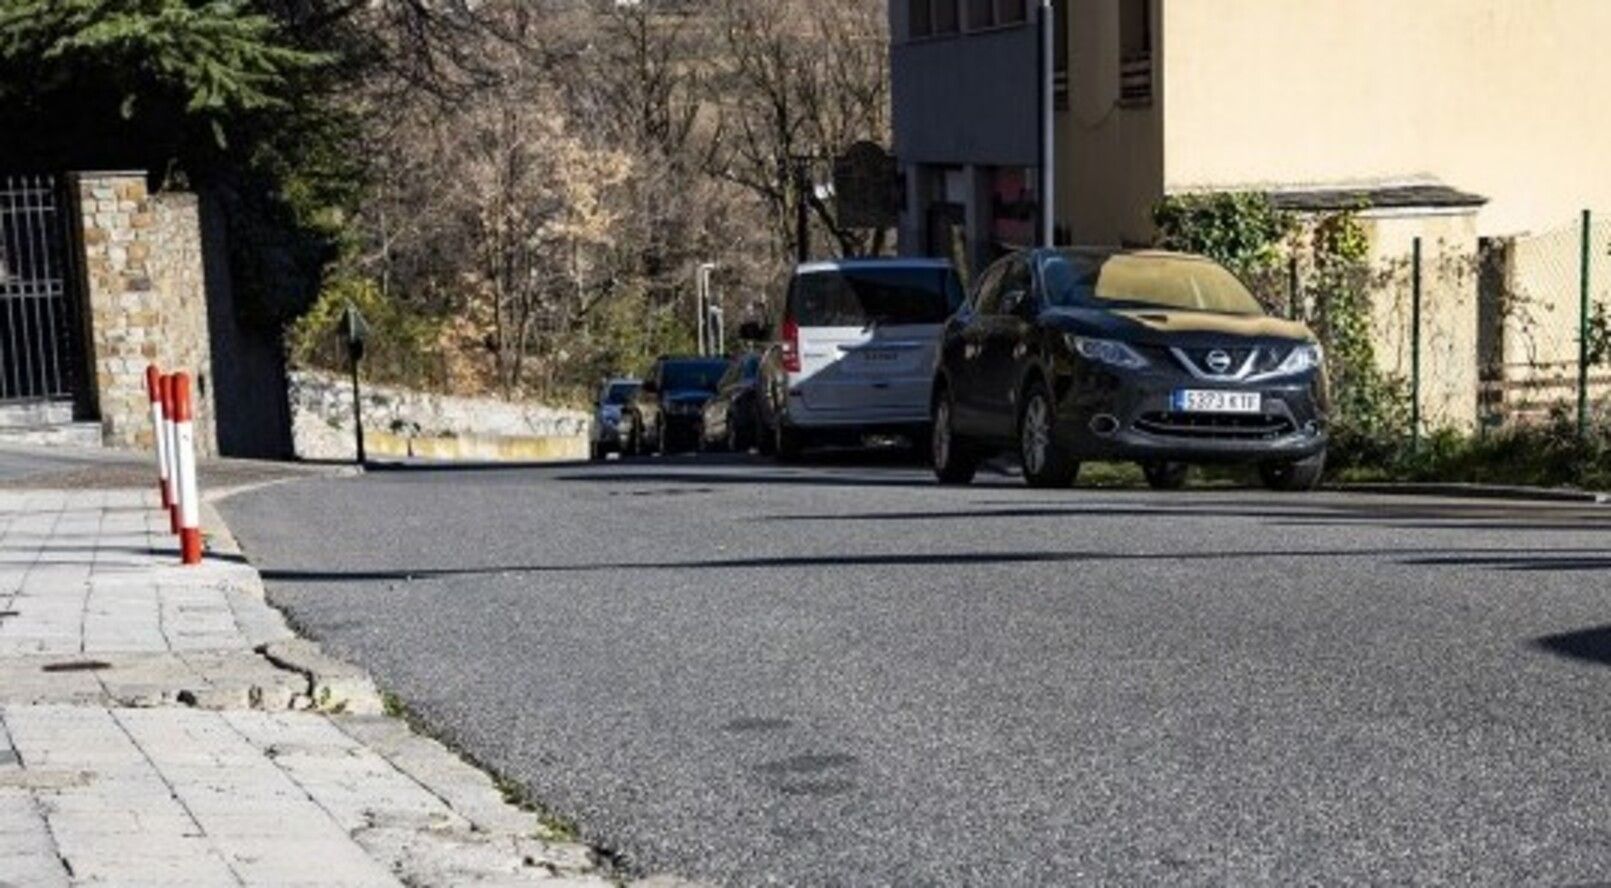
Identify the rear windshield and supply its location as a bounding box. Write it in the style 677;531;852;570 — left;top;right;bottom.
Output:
788;266;963;327
602;382;637;405
662;361;728;392
1043;253;1265;316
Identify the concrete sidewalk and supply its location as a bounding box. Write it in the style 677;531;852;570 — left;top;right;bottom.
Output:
0;485;617;886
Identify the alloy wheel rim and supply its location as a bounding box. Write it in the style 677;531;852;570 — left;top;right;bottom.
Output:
934;400;951;467
1022;396;1050;476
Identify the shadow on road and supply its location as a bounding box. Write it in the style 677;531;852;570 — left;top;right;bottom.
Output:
1534;625;1611;665
257;544;1611;585
762;503;1611;533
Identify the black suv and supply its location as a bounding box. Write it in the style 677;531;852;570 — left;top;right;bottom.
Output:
624;356;730;455
930;248;1329;490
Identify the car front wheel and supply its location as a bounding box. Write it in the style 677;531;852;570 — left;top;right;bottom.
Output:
931;390;977;485
1259;450;1326;492
1019;381;1079;488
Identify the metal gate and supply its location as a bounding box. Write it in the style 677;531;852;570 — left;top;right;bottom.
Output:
0;175;84;404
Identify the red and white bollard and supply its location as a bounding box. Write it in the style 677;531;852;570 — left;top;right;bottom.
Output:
161;375;181;535
172;372;202;566
146;366;172;512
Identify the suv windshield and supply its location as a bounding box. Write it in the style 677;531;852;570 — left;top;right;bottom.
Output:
662;360;728;393
602;382;637;405
788;266;963;327
1043;252;1265;316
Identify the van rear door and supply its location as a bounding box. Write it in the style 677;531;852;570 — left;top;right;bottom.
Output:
787;265;961;416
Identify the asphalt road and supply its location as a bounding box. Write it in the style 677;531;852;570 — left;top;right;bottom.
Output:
220;454;1611;886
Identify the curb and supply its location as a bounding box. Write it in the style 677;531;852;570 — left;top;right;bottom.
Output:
1333;482;1611;504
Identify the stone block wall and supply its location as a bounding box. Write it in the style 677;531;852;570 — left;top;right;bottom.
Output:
73;173;216;454
288;371;589;462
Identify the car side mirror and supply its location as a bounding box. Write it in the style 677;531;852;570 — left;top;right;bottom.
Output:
739;320;771;342
1001;289;1030;317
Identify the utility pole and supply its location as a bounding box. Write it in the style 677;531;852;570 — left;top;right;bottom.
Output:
1038;0;1056;248
795;158;811;263
696;262;716;355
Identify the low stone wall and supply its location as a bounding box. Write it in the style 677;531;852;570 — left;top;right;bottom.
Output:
288;371;589;462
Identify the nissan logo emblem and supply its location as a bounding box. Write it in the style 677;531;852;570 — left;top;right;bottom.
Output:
1205;349;1233;374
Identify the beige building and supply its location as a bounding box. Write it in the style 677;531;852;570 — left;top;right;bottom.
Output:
892;0;1611;427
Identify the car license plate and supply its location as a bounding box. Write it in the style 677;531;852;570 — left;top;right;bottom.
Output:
1172;389;1262;414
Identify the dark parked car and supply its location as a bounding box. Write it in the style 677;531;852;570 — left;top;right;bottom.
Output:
700;353;763;452
624;356;730;455
930;248;1329;490
590;378;640;460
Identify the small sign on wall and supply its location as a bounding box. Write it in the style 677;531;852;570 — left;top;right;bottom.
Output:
833;141;900;229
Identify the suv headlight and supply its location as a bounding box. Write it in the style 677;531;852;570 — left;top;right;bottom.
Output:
1273;343;1322;376
1067;335;1148;370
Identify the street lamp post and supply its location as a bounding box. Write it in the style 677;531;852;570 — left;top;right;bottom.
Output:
696;262;717;355
1038;0;1056;248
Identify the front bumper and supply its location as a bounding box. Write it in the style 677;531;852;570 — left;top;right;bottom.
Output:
1055;365;1327;464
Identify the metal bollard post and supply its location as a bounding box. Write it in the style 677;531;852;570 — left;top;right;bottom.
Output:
146;366;171;511
173;372;202;566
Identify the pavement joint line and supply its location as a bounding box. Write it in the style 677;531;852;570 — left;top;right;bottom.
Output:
103;708;238;882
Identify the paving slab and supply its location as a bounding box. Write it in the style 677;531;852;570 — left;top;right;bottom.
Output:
0;478;627;887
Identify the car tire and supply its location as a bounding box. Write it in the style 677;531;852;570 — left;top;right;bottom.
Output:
1018;380;1079;489
931;390;978;485
775;422;805;462
1142;461;1189;490
1259;450;1326;492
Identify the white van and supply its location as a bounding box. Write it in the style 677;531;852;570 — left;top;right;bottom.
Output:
759;258;964;459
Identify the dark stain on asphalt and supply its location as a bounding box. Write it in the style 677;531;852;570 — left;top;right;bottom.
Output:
723;717;792;734
774;778;855;798
756;752;858;776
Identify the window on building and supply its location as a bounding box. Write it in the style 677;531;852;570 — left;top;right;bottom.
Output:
989;167;1038;252
965;0;1026;31
932;0;959;35
967;0;994;30
909;0;932;38
1119;0;1153;106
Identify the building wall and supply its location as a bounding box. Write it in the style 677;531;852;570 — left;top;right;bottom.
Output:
1055;0;1162;246
73;173;217;454
1358;210;1483;430
890;3;1042;267
1160;0;1611;238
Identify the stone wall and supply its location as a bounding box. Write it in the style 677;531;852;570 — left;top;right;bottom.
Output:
288;371;589;462
73;173;216;454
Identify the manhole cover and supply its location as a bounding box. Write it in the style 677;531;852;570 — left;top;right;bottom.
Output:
41;660;112;673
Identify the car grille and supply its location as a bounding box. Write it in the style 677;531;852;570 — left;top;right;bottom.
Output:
1171;346;1293;378
1134;411;1296;440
